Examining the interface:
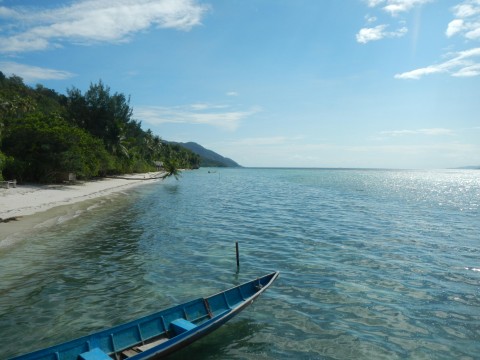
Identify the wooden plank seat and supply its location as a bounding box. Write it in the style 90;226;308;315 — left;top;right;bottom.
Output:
121;349;139;358
121;337;170;358
135;337;169;352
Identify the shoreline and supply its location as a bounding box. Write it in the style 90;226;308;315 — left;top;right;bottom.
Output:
0;172;166;247
0;172;166;219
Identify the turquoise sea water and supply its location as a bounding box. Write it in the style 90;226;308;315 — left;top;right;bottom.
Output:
0;168;479;359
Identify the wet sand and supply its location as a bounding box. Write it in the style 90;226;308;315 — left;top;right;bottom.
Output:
0;172;165;247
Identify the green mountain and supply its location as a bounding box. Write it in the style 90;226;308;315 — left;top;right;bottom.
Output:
176;142;241;168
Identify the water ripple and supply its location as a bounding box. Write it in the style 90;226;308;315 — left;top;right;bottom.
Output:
1;169;479;359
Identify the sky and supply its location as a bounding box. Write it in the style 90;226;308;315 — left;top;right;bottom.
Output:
0;0;479;169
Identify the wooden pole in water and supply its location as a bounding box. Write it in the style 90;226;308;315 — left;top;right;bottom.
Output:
235;241;240;271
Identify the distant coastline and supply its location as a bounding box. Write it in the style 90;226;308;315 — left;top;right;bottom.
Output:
455;166;480;170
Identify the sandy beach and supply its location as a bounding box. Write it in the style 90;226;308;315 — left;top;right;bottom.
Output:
0;172;166;246
0;172;166;220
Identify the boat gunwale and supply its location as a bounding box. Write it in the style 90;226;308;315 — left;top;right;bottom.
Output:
9;271;279;360
135;271;280;359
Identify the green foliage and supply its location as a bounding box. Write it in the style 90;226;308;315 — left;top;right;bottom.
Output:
159;142;200;170
2;113;113;182
67;81;133;155
161;159;182;180
0;73;199;183
0;151;6;181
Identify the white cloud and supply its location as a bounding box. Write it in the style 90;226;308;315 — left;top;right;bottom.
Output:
395;47;480;79
446;19;466;37
357;25;387;43
384;1;432;16
358;0;428;44
0;0;208;53
394;65;446;79
466;26;480;39
365;0;433;15
447;0;480;40
226;91;238;96
232;136;291;146
0;6;18;18
453;63;480;76
0;61;75;82
380;128;456;137
189;103;228;110
134;104;260;131
391;2;480;80
366;0;386;7
356;24;407;43
216;137;478;168
452;0;480;18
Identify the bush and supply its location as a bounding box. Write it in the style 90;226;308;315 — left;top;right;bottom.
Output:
3;113;113;182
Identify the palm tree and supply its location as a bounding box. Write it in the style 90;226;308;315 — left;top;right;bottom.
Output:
161;159;181;180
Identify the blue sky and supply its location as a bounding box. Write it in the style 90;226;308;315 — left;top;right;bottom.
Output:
1;0;479;168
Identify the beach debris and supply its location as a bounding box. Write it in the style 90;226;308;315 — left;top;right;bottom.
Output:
0;216;21;223
0;180;17;189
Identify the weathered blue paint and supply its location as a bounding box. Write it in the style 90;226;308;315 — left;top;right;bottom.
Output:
170;319;197;335
10;272;279;360
79;348;111;360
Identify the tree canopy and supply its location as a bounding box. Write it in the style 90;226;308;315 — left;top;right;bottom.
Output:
0;73;199;182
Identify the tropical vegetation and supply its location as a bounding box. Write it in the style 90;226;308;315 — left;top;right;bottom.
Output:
0;73;199;182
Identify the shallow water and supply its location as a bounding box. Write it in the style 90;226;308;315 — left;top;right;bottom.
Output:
1;168;479;359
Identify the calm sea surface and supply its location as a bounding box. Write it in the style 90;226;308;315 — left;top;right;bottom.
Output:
0;168;479;359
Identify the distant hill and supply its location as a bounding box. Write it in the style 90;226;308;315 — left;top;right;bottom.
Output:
175;142;241;168
456;166;480;169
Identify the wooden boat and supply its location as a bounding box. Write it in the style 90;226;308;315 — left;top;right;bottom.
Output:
11;272;279;360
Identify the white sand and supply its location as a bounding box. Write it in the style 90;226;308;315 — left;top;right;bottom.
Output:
0;172;166;220
0;172;168;247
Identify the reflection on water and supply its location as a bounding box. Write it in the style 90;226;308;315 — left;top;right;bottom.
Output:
169;318;271;360
0;169;479;359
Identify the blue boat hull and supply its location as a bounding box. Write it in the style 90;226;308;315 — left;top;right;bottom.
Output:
10;272;279;360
